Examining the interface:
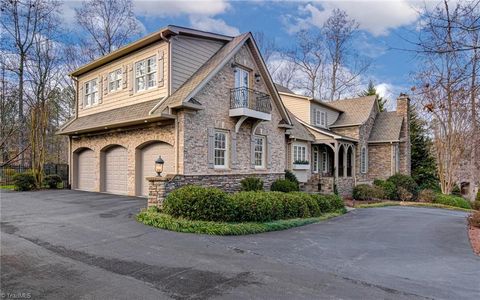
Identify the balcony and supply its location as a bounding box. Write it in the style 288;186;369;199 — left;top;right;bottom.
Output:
229;87;272;121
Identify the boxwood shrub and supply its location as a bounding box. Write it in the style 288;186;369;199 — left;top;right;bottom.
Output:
44;174;62;189
271;179;299;192
352;184;384;200
230;191;285;222
386;174;419;200
163;185;233;222
240;177;264;191
13;172;36;191
433;194;472;209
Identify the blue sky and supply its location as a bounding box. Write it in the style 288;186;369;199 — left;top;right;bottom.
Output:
63;0;428;109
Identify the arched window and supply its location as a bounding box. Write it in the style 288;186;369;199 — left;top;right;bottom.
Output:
360;146;368;174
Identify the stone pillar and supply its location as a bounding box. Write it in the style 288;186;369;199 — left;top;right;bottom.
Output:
396;93;411;175
146;176;169;208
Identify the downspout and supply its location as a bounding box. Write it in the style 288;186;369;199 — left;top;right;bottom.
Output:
68;136;72;189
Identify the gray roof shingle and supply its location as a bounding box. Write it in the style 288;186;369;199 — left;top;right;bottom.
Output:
369;111;404;142
329;95;377;127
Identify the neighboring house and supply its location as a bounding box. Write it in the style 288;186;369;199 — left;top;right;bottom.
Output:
278;86;411;196
58;26;293;197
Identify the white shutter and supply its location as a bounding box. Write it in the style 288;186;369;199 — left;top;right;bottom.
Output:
129;64;134;95
207;128;215;168
103;74;108;96
158;50;164;87
122;65;127;89
250;135;255;168
267;137;272;169
98;76;103;104
313;108;317;125
79;84;84;109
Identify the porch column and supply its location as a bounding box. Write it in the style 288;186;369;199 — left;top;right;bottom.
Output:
343;145;348;178
334;142;339;179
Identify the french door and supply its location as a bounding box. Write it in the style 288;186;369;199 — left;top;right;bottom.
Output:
234;67;249;107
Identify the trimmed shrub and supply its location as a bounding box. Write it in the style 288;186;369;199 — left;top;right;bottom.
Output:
163;185;233;221
271;179;299;192
230;191;285;222
352;184;384;200
43;174;62;189
373;179;396;200
285;169;299;188
290;192;321;217
433;194;472;209
13;172;36;191
323;194;345;211
418;189;436;203
279;193;310;219
468;211;480;228
386;174;419;200
398;187;413;201
240;177;264;191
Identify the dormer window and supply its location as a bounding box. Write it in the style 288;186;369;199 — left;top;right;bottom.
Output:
84;79;98;107
135;56;156;92
314;109;327;128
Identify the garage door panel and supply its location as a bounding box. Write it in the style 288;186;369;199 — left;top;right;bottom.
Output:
104;146;128;195
77;149;95;191
139;143;174;196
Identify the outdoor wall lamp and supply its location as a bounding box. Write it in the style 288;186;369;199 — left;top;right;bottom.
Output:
155;156;164;176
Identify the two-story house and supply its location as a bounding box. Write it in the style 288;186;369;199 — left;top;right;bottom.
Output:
58;26;293;197
279;86;411;196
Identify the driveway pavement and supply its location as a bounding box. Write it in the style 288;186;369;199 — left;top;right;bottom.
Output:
1;190;479;299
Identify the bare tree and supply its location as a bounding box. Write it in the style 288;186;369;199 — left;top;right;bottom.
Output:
323;9;370;100
0;0;58;166
75;0;142;59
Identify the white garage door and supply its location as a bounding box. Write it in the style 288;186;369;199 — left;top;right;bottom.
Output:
139;142;174;196
104;146;128;195
76;149;95;191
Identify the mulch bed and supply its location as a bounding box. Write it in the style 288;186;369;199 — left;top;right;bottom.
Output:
468;225;480;256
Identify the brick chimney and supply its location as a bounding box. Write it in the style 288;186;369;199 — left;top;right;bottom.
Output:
396;93;411;175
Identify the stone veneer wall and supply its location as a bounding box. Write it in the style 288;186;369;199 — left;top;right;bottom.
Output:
337;177;355;197
367;143;392;180
396;95;411;175
180;45;286;175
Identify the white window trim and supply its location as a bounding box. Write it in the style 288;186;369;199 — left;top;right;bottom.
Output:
293;144;307;163
135;55;157;93
214;130;229;169
360;146;368;174
254;135;266;169
313;147;319;173
83;79;98;108
314;109;327;128
321;151;328;173
108;69;122;93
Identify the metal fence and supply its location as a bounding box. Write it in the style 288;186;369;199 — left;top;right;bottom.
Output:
0;164;69;188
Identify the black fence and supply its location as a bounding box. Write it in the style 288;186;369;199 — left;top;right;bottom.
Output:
0;164;69;188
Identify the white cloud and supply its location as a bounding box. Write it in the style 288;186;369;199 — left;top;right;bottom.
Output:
375;82;407;111
189;16;240;36
133;0;230;17
284;1;420;37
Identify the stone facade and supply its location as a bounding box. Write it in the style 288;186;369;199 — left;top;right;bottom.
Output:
367;143;392;180
396;95;411;175
337;177;355;197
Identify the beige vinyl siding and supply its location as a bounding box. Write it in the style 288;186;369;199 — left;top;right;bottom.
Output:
171;35;224;92
77;41;169;117
279;94;310;122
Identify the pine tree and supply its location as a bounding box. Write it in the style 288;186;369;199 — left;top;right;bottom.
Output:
359;80;386;111
410;107;438;190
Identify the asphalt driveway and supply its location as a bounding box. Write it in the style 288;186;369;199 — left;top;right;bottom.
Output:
1;190;479;299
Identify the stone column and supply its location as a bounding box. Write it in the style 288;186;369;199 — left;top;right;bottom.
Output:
146;176;169;208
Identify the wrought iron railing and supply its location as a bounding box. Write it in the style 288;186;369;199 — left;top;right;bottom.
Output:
230;87;272;114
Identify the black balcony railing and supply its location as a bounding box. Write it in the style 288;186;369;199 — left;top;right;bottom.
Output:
230;87;272;114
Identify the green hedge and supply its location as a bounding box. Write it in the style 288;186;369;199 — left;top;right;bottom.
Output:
433;194;472;209
353;184;384;200
162;185;345;223
271;179;299;192
13;172;36;191
240;177;264;191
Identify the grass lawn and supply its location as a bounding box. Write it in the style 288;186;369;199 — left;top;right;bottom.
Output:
0;185;15;190
137;208;346;235
356;201;475;212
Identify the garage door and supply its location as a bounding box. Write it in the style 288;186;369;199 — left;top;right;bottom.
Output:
104;146;128;195
76;149;95;191
138;142;174;196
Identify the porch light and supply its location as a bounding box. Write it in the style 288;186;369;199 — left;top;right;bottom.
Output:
155;156;164;176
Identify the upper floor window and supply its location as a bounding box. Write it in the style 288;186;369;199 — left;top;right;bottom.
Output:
135;56;156;92
234;67;249;107
314;109;327;127
109;69;122;92
360;146;368;173
84;79;98;107
254;136;266;168
214;130;228;168
293;145;306;163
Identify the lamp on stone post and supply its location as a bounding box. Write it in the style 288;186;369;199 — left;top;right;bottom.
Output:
155;156;164;177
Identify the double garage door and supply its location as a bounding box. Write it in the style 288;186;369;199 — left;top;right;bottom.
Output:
75;143;173;197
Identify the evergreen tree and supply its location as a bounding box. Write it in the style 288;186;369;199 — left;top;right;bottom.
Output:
410;107;439;190
359;80;386;111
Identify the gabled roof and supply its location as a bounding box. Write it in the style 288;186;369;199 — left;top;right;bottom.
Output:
275;83;294;94
285;110;315;141
329;95;377;127
70;25;233;77
296;119;358;142
276;86;343;113
369;111;404;142
151;32;292;125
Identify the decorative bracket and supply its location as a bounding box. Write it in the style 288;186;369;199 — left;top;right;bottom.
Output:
251;119;264;135
235;116;248;133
